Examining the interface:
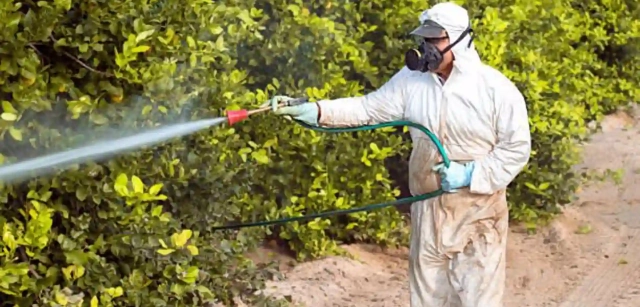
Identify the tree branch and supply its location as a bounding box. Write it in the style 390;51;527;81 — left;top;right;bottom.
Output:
18;247;42;279
27;43;43;58
49;35;112;77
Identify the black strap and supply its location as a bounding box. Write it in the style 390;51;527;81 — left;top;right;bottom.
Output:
442;26;474;54
467;28;475;48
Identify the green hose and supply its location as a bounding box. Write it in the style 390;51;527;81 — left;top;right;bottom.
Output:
211;119;449;231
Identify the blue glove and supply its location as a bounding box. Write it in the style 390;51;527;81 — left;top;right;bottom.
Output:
431;161;475;192
263;95;319;126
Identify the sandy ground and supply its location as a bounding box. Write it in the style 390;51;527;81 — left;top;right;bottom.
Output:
250;107;640;307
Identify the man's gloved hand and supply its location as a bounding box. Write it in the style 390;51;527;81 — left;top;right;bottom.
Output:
431;161;475;192
262;95;319;126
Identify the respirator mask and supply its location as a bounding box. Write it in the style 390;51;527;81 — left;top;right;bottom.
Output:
404;20;474;73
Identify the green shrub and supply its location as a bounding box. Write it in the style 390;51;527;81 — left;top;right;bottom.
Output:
0;174;266;306
0;0;285;305
0;0;638;305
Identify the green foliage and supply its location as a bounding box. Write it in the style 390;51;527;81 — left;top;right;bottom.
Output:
0;173;282;306
0;0;638;305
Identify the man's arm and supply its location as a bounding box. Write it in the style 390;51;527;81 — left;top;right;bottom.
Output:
469;81;532;195
316;67;412;127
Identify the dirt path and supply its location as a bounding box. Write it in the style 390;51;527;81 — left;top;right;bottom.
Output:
555;111;640;307
256;109;640;307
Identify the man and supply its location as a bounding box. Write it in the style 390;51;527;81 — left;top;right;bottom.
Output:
266;2;531;307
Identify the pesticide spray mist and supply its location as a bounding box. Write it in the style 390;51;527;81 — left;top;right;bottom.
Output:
0;117;227;184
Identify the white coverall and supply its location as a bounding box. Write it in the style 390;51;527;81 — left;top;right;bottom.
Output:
314;3;532;307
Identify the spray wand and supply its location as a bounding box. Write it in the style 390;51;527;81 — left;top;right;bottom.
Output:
224;97;309;126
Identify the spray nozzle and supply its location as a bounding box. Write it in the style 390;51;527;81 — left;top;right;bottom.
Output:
225;97;309;126
226;109;249;126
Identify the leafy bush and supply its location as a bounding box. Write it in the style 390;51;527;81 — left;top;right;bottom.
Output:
0;0;638;305
0;0;285;305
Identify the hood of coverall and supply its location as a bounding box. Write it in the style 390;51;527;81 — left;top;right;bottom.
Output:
413;3;482;70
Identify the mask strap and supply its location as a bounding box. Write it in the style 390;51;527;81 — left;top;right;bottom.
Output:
441;26;473;53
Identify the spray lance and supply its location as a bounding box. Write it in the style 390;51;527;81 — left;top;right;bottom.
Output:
213;97;451;231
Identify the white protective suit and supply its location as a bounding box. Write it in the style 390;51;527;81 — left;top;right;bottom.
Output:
314;3;531;307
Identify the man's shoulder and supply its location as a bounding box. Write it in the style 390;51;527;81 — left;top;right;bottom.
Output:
476;64;524;97
388;66;435;87
395;66;428;79
477;64;516;85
